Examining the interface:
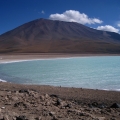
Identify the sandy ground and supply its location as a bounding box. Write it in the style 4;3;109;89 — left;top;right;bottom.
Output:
0;53;120;63
0;82;120;120
0;53;120;119
0;53;87;63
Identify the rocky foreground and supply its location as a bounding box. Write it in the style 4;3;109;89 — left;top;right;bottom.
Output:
0;82;120;120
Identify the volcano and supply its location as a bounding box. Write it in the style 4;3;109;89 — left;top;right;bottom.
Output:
0;18;120;53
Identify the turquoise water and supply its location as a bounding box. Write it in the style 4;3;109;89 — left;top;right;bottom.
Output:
0;56;120;90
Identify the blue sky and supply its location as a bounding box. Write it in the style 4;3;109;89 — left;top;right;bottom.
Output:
0;0;120;35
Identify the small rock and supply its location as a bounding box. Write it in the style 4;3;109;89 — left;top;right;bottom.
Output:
106;108;112;113
15;91;19;94
45;94;49;99
16;115;26;120
96;117;106;120
110;118;116;120
0;114;4;120
50;94;59;98
14;102;28;108
52;115;58;120
110;103;120;108
1;107;5;109
88;104;94;108
7;91;11;94
27;116;35;120
56;98;62;106
45;101;51;106
100;109;110;115
42;109;49;116
49;111;55;116
12;117;16;120
12;112;19;117
92;102;98;107
65;103;72;108
5;102;12;105
98;104;106;109
19;89;29;94
12;96;19;101
4;115;9;120
4;96;8;100
35;116;42;120
40;95;44;101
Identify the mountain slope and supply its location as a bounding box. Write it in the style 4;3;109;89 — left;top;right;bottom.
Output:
0;18;120;53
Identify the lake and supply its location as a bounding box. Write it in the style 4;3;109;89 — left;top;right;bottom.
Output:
0;56;120;91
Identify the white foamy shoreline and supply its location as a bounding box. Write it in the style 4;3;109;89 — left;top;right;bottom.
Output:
0;79;7;82
0;53;120;64
0;57;81;64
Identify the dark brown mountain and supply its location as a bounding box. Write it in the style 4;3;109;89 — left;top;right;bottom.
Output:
0;18;120;53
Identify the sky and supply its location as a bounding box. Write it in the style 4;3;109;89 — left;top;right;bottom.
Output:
0;0;120;35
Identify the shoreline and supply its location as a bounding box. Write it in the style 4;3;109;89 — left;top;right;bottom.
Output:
0;80;120;92
0;53;120;64
0;82;120;105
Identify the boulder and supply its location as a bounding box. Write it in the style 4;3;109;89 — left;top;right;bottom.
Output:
19;89;29;94
16;115;26;120
110;103;120;108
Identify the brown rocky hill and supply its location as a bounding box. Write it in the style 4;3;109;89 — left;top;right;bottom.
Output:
0;18;120;53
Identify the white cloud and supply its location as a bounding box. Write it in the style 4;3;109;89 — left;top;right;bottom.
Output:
97;25;119;33
49;10;103;25
118;23;120;27
41;10;45;14
116;21;120;27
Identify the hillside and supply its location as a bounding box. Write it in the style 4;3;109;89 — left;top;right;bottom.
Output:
0;18;120;53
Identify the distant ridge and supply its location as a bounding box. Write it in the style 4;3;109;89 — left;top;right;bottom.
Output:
0;18;120;53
